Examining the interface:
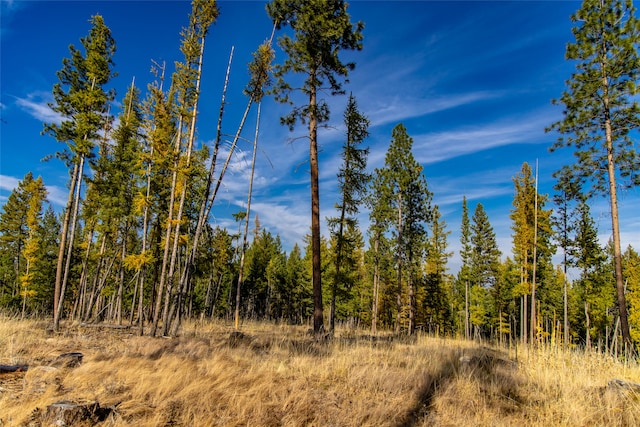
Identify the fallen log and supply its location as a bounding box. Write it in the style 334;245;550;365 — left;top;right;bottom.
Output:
0;364;28;374
79;322;132;329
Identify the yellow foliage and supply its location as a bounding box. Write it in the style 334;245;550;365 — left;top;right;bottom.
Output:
19;289;37;298
124;252;154;271
133;192;150;215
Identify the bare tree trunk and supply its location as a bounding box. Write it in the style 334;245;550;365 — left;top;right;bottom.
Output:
170;38;211;336
395;193;403;335
73;227;94;321
585;300;591;351
234;103;262;331
371;233;380;335
53;161;78;328
54;154;85;331
83;234;106;321
530;160;539;346
602;88;631;345
116;236;127;325
151;107;185;336
465;281;470;340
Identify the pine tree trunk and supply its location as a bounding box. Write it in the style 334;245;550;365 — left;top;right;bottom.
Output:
465;281;470;340
395;193;403;335
152;111;184;337
602;88;632;346
116;236;127;326
73;228;94;321
309;80;324;336
83;234;106;321
174;48;233;334
54;154;85;331
53;160;78;327
371;232;380;335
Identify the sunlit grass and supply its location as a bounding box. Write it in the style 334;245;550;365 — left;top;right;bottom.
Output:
1;316;639;426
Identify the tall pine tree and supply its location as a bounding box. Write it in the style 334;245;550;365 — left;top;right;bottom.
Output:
327;94;370;334
43;14;116;331
267;0;364;335
547;0;640;345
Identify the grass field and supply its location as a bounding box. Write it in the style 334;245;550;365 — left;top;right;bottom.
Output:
1;317;639;426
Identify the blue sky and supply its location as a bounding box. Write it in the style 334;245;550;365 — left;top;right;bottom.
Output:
1;0;638;276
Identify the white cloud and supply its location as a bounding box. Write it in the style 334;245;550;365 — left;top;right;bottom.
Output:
366;91;504;129
15;92;63;124
0;175;20;192
45;184;68;207
412;113;553;165
0;174;67;208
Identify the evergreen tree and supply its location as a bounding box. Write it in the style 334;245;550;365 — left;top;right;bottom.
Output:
366;165;394;334
0;173;49;312
470;203;501;337
267;0;364;335
552;166;582;346
43;14;116;331
547;0;640;345
0;175;31;304
153;0;218;337
623;246;640;348
285;244;312;324
510;162;554;343
421;205;453;334
572;200;613;348
455;196;473;339
19;176;48;318
376;124;432;334
327;94;370;334
31;206;60;313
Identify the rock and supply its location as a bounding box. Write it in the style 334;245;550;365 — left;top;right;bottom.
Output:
50;352;84;368
608;378;640;392
38;400;113;426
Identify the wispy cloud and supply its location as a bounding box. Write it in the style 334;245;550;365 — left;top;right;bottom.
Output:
45;184;68;207
365;91;505;129
0;174;67;207
0;175;20;192
15;92;62;124
412;111;553;165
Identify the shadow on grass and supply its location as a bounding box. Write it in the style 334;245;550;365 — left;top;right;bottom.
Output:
396;346;521;427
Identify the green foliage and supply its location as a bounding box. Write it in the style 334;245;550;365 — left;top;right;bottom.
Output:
267;0;364;129
327;94;370;331
373;123;432;334
624;247;640;348
0;173;51;315
548;0;639;346
43;14;116;160
548;0;640;194
570;201;615;346
470;203;501;290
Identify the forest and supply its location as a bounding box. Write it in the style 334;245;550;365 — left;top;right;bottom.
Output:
1;0;639;356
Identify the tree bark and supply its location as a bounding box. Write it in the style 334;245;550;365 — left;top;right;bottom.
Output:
54;154;85;331
371;232;380;335
309;80;324;335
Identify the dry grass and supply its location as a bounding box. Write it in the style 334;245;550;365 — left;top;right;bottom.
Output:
1;316;639;426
